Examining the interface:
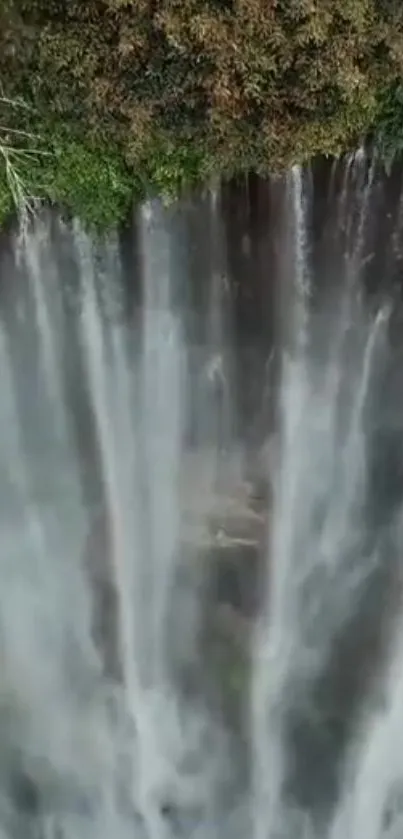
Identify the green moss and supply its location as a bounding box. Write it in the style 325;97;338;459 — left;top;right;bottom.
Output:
0;167;14;225
373;82;403;171
43;130;134;230
0;119;135;230
139;136;209;202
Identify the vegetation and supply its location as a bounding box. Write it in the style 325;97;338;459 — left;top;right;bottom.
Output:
373;81;403;171
0;0;403;227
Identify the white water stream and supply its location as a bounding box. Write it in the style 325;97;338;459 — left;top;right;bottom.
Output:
0;160;402;839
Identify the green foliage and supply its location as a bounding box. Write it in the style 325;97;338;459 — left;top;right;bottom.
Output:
0;117;134;229
0;168;13;224
373;82;403;171
40;125;135;229
139;137;209;202
0;0;403;227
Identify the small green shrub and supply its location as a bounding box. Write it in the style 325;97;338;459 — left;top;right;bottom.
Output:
0;116;134;229
40;127;134;229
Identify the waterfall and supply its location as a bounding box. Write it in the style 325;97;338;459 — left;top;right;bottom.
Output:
0;200;236;839
251;153;403;839
0;158;403;839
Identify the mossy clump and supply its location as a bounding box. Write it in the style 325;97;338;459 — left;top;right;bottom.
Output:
0;113;135;230
37;127;135;230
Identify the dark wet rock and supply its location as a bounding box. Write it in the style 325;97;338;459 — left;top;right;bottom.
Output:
207;542;263;619
10;770;40;815
83;507;123;684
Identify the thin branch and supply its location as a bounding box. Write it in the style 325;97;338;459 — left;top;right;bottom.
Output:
0;145;52;157
0;125;41;140
0;95;34;111
0;142;38;222
0;97;50;224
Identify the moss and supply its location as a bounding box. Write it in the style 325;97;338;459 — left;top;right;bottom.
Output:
138;135;210;202
41;127;135;230
0;117;135;230
372;81;403;171
0;167;14;224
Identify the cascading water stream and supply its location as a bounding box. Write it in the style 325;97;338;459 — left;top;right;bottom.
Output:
327;600;403;839
250;165;312;839
251;154;403;839
0;156;403;839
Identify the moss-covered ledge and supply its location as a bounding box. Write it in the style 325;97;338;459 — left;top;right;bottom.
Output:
0;0;403;229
